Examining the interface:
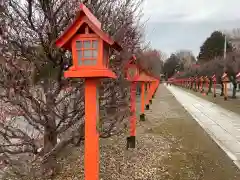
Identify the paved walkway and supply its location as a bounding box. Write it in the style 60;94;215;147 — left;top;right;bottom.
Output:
166;84;240;169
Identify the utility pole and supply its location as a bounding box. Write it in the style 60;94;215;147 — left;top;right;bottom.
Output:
224;34;227;60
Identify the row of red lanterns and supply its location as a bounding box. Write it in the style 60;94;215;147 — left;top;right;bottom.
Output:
124;55;160;148
168;72;240;100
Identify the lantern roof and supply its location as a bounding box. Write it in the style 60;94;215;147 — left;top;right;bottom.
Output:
236;72;240;78
145;71;158;82
124;55;137;69
124;55;158;82
134;69;155;82
222;72;227;78
55;3;122;51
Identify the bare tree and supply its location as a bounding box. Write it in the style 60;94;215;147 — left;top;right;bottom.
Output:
0;0;145;178
225;52;240;98
225;28;240;52
175;50;196;71
137;49;164;77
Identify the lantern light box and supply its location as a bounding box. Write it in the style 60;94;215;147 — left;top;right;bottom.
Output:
55;3;122;78
125;55;140;81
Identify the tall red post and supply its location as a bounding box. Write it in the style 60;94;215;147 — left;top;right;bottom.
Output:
149;82;154;104
85;79;99;180
200;78;203;93
213;75;216;97
126;81;137;149
213;81;216;97
145;83;151;110
130;82;137;136
140;83;145;121
130;82;137;137
152;80;159;98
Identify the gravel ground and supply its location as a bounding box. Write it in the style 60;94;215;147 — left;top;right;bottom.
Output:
54;85;240;180
54;87;171;180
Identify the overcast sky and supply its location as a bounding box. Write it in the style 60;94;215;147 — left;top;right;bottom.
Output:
142;0;240;57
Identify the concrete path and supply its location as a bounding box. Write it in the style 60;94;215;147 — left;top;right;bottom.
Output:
166;84;240;169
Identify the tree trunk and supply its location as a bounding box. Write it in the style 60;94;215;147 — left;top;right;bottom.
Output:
42;88;58;178
42;121;58;177
44;125;57;154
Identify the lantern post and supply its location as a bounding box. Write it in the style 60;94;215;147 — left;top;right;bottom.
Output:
152;81;156;98
212;74;217;97
237;72;240;86
237;72;240;80
152;77;160;98
199;76;204;93
124;55;140;149
140;83;146;120
222;72;229;101
149;78;157;104
202;76;207;95
190;77;193;89
55;4;122;180
145;83;151;109
145;73;156;110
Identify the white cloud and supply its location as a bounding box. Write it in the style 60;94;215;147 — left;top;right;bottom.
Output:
142;0;240;57
142;0;240;23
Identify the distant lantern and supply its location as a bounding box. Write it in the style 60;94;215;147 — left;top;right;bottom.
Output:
55;3;122;78
125;55;140;81
212;74;216;82
236;72;240;82
222;72;229;82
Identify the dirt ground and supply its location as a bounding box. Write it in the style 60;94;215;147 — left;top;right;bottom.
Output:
54;85;240;180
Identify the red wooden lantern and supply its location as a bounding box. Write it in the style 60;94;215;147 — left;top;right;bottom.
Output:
236;72;240;82
124;55;140;149
212;74;217;97
204;76;209;95
56;3;122;79
55;4;122;180
124;55;140;81
195;77;199;91
222;72;229;100
199;76;204;93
